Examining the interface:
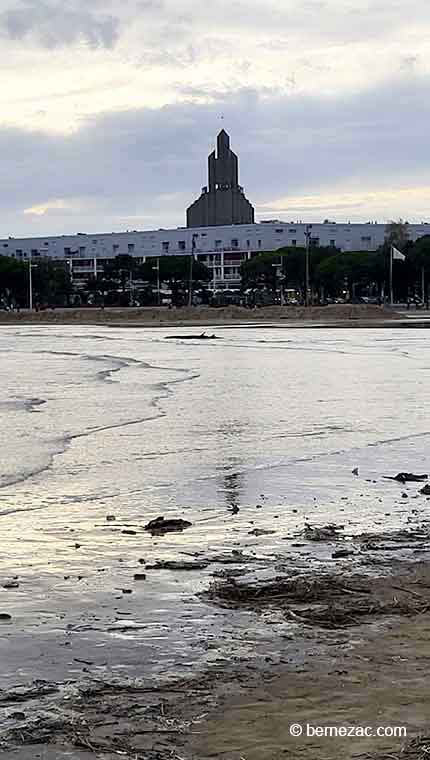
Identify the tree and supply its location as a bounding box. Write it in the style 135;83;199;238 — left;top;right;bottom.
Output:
0;256;73;307
409;235;430;303
139;256;211;305
385;219;410;250
241;246;338;302
103;255;140;295
0;257;27;306
317;251;376;299
240;251;281;292
32;258;74;306
308;246;341;299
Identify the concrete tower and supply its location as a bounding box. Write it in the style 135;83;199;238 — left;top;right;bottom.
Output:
187;130;255;228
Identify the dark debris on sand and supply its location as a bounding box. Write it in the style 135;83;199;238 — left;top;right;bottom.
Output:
371;734;430;759
203;544;430;629
0;677;211;758
144;516;192;535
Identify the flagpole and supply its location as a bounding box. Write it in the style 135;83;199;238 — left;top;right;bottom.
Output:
29;251;33;311
389;245;394;307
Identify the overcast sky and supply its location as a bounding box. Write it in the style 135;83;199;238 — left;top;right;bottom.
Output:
2;0;430;236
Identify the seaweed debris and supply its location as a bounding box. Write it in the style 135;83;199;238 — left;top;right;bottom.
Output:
204;563;430;629
371;734;430;759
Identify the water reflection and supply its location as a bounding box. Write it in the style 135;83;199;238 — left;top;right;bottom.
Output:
219;467;244;511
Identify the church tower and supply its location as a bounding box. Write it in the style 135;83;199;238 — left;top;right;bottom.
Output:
187;131;255;228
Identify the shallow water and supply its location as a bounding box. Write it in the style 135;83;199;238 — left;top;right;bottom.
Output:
0;325;429;694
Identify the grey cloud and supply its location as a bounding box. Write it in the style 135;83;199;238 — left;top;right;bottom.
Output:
1;74;430;235
0;1;120;48
159;0;430;45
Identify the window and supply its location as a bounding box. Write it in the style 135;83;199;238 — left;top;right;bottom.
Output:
113;244;119;252
16;249;22;255
246;239;250;248
215;240;222;249
330;240;336;247
64;247;71;255
291;240;297;246
275;229;284;234
128;243;135;253
79;246;86;254
162;241;169;253
92;240;98;244
231;239;239;248
289;228;297;234
310;237;320;246
258;240;262;248
3;243;8;248
361;236;371;243
31;249;39;256
178;241;186;251
44;242;49;246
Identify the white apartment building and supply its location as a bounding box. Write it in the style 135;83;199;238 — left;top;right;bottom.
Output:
1;220;429;289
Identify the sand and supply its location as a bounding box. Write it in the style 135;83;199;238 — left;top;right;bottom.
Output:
0;304;408;327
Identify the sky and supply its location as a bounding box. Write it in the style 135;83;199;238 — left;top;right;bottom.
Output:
2;0;430;236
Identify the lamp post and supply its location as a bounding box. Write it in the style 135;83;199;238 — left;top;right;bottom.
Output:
152;258;161;305
28;252;38;311
128;270;134;306
304;224;312;307
189;234;198;307
64;258;74;307
272;261;284;305
156;257;160;306
279;273;286;306
65;258;74;282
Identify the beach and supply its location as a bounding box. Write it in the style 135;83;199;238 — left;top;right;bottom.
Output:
0;324;430;758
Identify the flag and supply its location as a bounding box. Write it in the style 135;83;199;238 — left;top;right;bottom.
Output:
392;246;406;262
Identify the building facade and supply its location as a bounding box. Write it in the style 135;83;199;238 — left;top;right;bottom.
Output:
186;130;255;228
1;221;430;290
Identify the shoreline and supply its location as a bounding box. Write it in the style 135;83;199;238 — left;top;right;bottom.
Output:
3;520;430;759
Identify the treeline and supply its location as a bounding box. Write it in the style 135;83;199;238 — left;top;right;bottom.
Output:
86;255;212;307
0;256;73;309
241;227;430;304
0;254;212;309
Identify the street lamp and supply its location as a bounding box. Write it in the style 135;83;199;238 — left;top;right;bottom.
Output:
28;251;38;311
152;258;161;306
272;260;286;306
279;273;286;306
128;270;134;306
189;234;198;307
304;224;312;307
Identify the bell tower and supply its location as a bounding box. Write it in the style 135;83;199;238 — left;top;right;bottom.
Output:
187;131;255;228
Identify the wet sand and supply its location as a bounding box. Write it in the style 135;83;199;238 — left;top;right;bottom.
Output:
3;524;430;759
190;611;430;760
